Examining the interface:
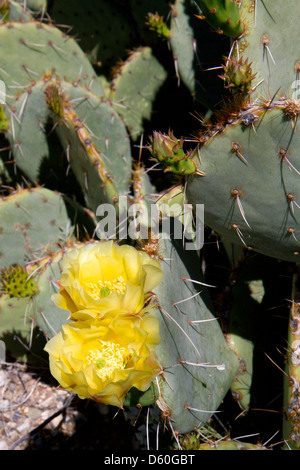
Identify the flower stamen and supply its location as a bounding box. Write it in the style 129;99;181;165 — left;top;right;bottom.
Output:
86;341;128;380
87;276;126;300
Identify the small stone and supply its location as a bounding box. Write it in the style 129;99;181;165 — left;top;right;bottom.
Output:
0;400;9;411
17;421;30;434
26;407;41;419
42;396;54;407
0;440;9;450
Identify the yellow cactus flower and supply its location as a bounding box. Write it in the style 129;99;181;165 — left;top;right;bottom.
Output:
44;312;161;407
52;241;162;320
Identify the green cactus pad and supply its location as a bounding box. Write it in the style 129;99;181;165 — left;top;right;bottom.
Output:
123;382;158;408
50;80;132;210
0;187;75;268
32;249;70;339
227;255;268;412
0;293;46;362
0;20;103;107
0;294;33;337
169;0;229;107
193;0;244;37
238;0;300;102
0;247;78;344
282;267;300;449
131;165;158;234
186;106;300;262
169;0;199;98
7;82;52;182
198;440;267;450
152;238;239;434
15;0;47;11
111;47;167;140
7;79;131;211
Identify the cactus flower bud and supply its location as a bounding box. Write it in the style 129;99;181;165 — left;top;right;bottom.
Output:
146;12;170;40
219;57;256;94
147;130;196;175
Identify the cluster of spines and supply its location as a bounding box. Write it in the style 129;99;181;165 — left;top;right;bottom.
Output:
195;94;300;147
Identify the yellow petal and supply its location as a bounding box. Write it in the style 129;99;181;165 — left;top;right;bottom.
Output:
44;314;161;407
51;241;163;320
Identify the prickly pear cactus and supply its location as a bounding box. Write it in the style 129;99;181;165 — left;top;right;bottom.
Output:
185;0;300;263
283;266;300;450
0;187;80;268
152;238;238;434
1;0;299;451
193;0;244;37
110;47;167;140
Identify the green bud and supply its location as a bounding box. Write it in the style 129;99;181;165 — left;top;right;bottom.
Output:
219;57;256;93
147;130;197;175
146;12;170;40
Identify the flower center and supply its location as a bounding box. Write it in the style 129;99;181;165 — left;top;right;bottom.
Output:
87;276;126;300
86;341;128;380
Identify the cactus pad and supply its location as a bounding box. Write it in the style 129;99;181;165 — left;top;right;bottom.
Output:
194;0;244;38
152;238;239;434
0;187;76;268
186;105;300;262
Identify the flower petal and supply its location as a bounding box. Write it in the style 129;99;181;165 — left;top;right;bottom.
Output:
44;314;161;407
52;241;163;320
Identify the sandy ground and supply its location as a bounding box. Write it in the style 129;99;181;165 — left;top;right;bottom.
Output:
0;362;81;450
0;361;148;450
